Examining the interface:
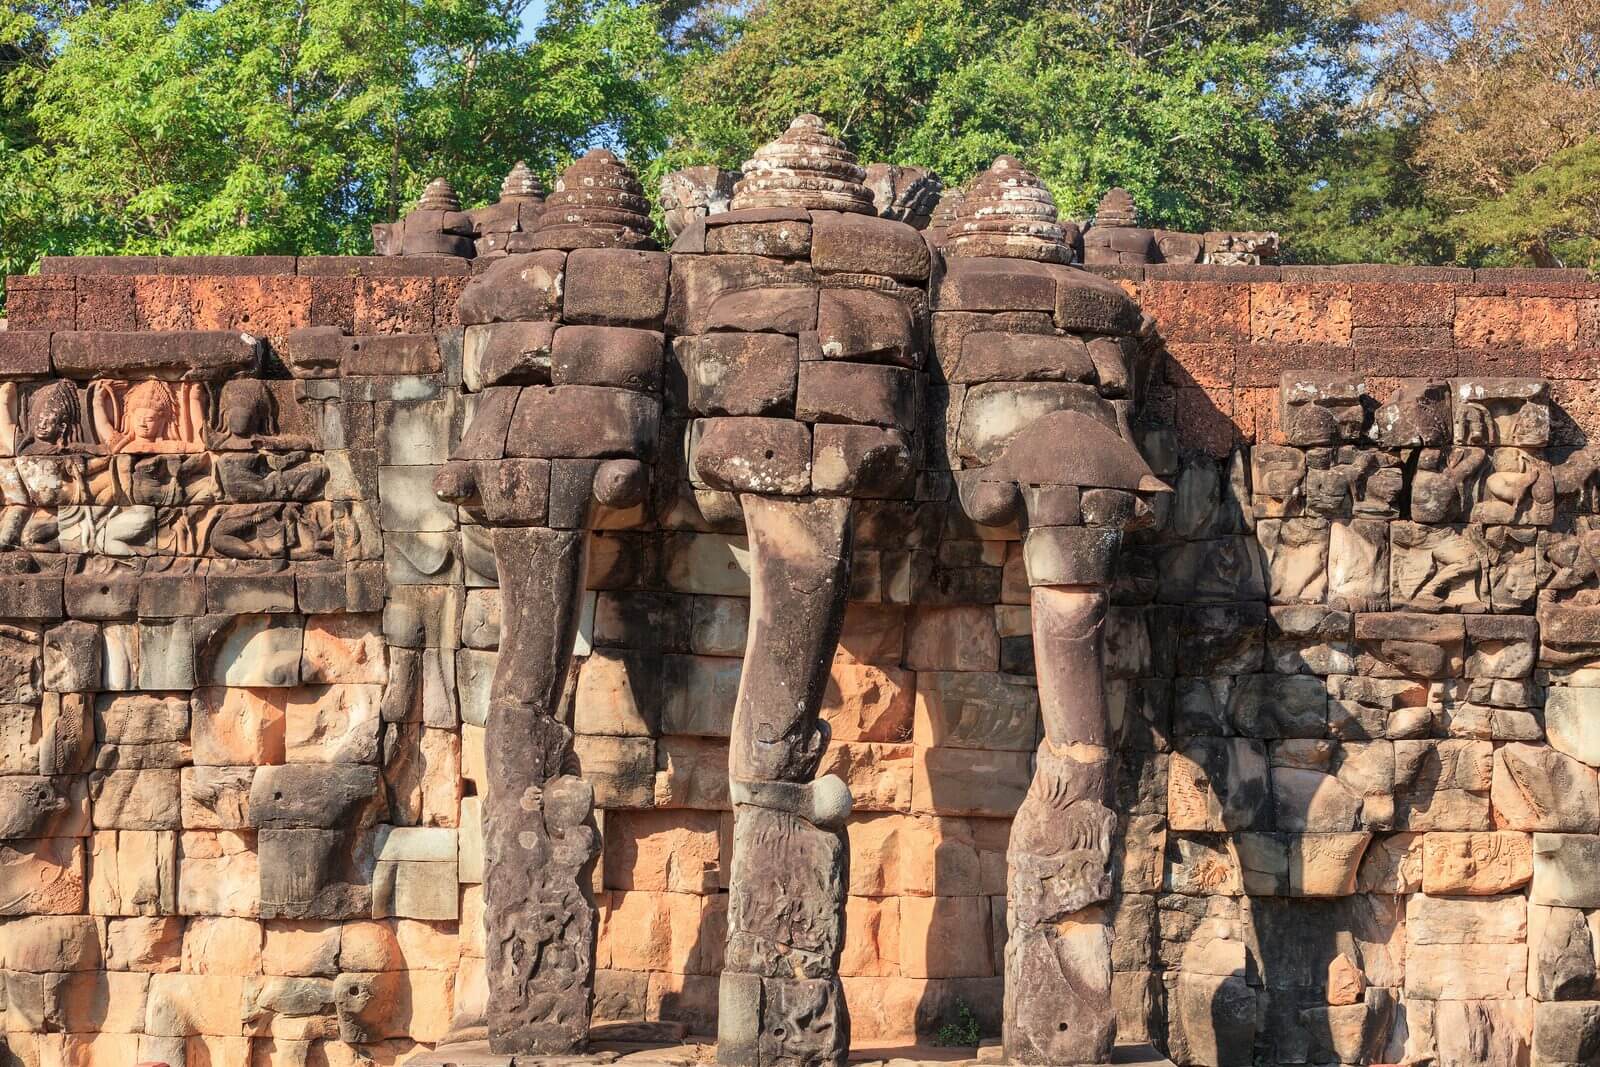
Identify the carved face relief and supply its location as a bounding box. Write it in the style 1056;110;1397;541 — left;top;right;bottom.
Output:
23;382;82;453
219;380;271;437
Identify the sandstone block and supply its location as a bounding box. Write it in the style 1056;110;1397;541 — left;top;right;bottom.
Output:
1168;738;1270;831
176;830;259;918
563;248;669;329
659;654;739;737
505;384;658;459
681;332;798;416
0;914;100;971
88;829;177;916
574;734;655;808
810;211;930;281
795;361;916;428
810;424;914;497
1422;831;1533;894
1534;1001;1600;1065
248;764;383;829
818;740;913;812
42;621;101;692
182;915;264;976
104;915;183;972
181;767;254;830
1547;687;1600;766
241;975;337;1039
455;251;564;325
191;688;287;765
333;969;453;1042
255;829;362;921
284;685;383;764
300;615;386;684
912;748;1030;817
689;416;812;495
262;921;341;978
1534;834;1600;907
905;606;999;672
912;671;1036;750
371;859;458;920
144;972;246;1036
814;288;923;368
196;615;303;687
91;770;181;830
1493;743;1600;832
823;661;915;742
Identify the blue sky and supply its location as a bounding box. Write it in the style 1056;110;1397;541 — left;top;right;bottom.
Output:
518;0;549;42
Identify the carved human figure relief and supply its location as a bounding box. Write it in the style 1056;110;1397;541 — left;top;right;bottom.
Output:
89;379;206;453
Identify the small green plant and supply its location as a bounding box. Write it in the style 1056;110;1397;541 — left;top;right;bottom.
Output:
934;1001;982;1047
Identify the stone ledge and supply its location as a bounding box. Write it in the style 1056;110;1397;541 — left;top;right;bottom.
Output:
39;254;297;276
400;1041;1174;1067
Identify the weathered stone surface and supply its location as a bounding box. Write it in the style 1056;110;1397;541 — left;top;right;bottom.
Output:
1421;831;1533;894
457;252;565;324
681;333;798;416
691;417;813;496
248;764;383;829
1534;834;1600;907
1493;743;1600;832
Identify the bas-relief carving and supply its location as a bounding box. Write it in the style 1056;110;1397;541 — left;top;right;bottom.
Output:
90;379;208;453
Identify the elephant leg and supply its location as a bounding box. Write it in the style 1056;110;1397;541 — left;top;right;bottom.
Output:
720;495;854;1067
1004;585;1117;1065
483;525;599;1054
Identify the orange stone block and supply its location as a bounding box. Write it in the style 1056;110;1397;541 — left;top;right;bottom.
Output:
603;809;722;894
301;615;387;684
182;916;263;975
105;916;183;973
897;895;993;978
1250;283;1353;344
190;276;312;346
190;688;288;766
1;837;86;916
822;662;915;742
840;895;901;977
598;890;712;975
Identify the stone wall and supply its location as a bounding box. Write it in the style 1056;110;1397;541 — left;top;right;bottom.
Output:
3;258;1600;1067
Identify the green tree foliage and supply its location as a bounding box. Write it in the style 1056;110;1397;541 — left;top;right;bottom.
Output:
1275;124;1459;265
657;0;1364;230
1453;137;1600;269
0;0;669;299
1357;0;1600;267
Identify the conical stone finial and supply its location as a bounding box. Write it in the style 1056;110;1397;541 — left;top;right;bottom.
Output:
415;177;461;213
730;114;874;214
500;161;545;202
944;155;1071;263
530;149;655;250
1095;186;1140;227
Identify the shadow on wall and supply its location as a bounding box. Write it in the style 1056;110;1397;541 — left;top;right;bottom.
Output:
1146;358;1582;1067
1147;374;1403;1066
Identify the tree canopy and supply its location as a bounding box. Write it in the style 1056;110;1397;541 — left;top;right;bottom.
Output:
2;0;1598;311
0;0;667;285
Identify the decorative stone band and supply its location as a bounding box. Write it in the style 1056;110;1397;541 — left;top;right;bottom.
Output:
729;774;853;830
